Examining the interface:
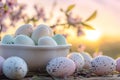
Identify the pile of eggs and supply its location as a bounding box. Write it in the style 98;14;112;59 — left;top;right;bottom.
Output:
1;24;67;46
1;24;120;79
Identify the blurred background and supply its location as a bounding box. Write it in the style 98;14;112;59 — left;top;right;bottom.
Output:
0;0;120;58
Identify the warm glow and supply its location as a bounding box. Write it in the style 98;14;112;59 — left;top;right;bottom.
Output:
85;30;101;41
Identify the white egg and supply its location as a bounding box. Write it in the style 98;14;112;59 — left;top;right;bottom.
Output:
53;34;67;45
14;35;35;46
1;34;14;44
38;36;57;46
3;56;28;79
31;24;53;45
91;56;116;75
46;57;76;78
67;52;84;71
80;52;92;69
15;24;33;37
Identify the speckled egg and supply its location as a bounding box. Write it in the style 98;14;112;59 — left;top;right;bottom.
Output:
53;34;67;45
116;57;120;72
15;24;33;37
67;52;84;71
2;56;28;79
80;52;92;69
0;56;5;75
91;56;116;75
38;36;57;46
46;57;76;78
14;35;35;46
1;34;14;44
31;24;53;45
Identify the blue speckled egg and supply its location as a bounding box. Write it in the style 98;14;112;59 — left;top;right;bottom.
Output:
1;34;14;44
3;56;28;79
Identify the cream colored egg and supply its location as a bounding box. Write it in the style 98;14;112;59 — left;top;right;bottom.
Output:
38;36;57;46
15;24;33;37
80;52;92;69
31;24;53;45
67;52;84;71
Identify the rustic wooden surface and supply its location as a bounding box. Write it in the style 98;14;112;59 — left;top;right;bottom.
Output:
1;72;120;80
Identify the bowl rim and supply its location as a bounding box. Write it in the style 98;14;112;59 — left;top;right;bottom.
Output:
0;44;72;50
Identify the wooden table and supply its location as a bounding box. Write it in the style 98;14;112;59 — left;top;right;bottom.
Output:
1;72;120;80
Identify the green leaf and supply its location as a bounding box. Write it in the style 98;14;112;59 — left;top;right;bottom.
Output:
85;10;97;22
81;22;95;30
66;4;75;13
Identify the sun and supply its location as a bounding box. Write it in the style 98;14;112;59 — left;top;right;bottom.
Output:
85;30;101;41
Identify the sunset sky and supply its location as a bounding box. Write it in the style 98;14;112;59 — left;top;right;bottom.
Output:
18;0;120;38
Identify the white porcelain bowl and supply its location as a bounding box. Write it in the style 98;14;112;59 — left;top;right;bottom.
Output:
0;44;71;72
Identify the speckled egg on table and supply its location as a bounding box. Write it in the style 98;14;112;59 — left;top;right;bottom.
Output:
2;56;28;79
91;56;116;75
46;57;76;78
80;52;92;69
116;57;120;72
67;52;84;71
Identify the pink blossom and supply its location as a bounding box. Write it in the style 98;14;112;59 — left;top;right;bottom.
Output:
77;44;86;52
67;13;82;26
93;51;103;58
6;0;17;9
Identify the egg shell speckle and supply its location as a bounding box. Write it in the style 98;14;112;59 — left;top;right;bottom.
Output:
3;56;28;79
46;57;76;78
67;52;84;71
31;24;53;45
80;52;92;69
91;56;116;75
15;24;33;37
116;57;120;72
0;56;5;75
38;36;57;46
14;35;35;46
